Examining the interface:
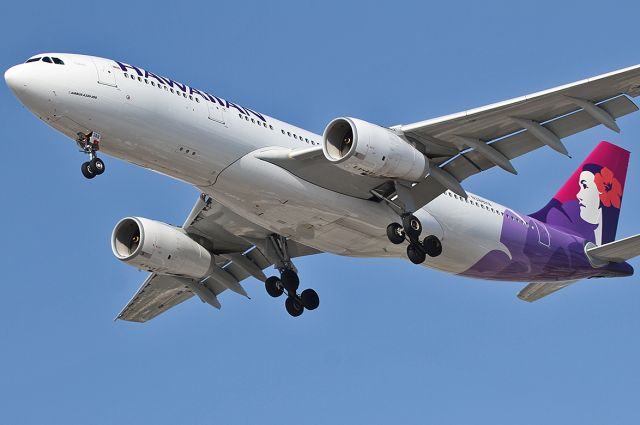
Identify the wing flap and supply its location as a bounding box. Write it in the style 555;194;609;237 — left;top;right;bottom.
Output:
444;94;637;182
586;234;640;263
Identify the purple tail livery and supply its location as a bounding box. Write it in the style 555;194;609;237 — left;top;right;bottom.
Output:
531;141;630;245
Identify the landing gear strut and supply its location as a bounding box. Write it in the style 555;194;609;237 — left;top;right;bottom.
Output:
263;234;319;317
385;212;442;264
77;131;106;179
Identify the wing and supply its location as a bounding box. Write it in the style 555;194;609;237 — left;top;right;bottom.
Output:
400;65;640;191
117;194;319;323
258;65;640;209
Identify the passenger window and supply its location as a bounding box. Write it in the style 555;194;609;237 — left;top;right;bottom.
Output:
52;57;64;65
189;95;193;100
281;129;285;134
269;125;273;130
151;81;155;86
170;88;174;93
42;57;52;63
287;132;291;136
138;76;142;82
195;97;199;103
251;118;255;123
131;74;135;80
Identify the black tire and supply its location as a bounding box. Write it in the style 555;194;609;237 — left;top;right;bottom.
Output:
386;223;405;244
265;276;284;297
407;243;426;264
301;288;320;310
423;235;443;257
285;296;304;317
90;157;105;175
402;214;422;240
280;269;299;292
81;161;96;179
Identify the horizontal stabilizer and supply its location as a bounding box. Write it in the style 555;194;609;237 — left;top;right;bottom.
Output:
517;280;578;302
586;234;640;263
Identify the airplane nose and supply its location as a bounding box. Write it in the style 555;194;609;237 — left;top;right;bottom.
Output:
5;65;26;92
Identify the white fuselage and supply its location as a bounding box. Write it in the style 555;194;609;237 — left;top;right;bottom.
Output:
7;54;519;278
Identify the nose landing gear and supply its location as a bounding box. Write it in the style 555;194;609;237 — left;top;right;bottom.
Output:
77;132;106;179
386;213;442;264
263;234;320;317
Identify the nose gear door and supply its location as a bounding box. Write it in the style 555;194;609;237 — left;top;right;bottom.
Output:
92;59;117;87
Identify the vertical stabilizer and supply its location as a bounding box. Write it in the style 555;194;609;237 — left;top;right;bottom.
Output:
530;141;630;245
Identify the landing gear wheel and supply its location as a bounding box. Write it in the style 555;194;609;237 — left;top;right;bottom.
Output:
300;288;320;310
81;161;96;179
407;244;426;264
89;157;105;175
285;296;304;317
265;276;284;298
423;235;442;257
280;269;299;292
402;214;422;240
386;223;405;244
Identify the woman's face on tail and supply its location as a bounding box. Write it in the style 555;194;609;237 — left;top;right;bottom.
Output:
577;170;601;224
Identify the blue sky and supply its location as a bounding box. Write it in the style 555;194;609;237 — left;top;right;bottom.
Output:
2;1;640;424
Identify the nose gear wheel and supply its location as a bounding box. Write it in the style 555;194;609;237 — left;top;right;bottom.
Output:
77;131;106;179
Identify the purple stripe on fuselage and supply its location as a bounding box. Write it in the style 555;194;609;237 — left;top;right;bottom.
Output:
461;209;633;282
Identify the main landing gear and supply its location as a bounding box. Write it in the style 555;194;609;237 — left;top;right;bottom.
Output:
386;213;442;264
263;234;319;317
77;131;106;179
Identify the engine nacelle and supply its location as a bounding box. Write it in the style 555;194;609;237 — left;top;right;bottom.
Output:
322;117;428;182
111;217;213;278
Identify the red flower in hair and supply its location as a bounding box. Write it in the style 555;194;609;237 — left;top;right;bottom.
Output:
594;167;622;208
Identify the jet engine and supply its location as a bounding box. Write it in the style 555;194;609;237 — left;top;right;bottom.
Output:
111;217;213;278
322;117;428;182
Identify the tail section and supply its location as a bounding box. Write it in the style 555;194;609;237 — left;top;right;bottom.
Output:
531;141;630;245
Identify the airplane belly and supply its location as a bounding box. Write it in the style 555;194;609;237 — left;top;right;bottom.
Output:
421;195;511;274
207;152;404;256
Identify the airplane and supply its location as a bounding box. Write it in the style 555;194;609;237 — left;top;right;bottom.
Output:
5;53;640;321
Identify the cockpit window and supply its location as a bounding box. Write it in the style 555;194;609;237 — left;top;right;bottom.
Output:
52;57;64;65
42;57;52;63
25;57;41;63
